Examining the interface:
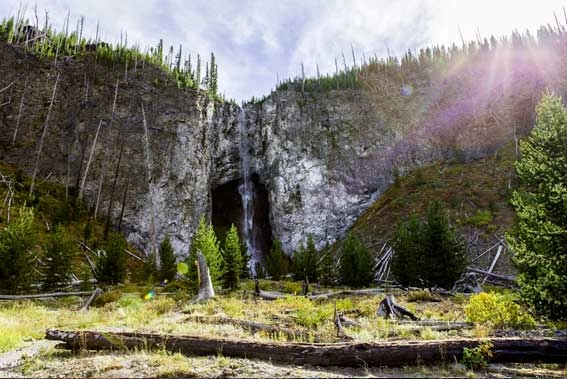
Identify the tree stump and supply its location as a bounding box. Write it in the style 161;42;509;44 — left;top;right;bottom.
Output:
377;294;419;320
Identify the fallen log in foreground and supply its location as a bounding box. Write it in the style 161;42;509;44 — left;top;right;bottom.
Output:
45;329;567;367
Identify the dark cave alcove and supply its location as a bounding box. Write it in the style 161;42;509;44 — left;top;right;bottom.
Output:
211;174;272;260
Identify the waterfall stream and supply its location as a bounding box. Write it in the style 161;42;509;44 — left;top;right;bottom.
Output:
238;108;260;274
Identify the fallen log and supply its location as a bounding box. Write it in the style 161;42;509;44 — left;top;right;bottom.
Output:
467;268;515;282
45;329;567;367
80;288;103;312
0;291;95;300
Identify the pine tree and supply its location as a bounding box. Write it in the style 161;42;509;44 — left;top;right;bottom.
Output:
195;54;201;89
186;215;224;290
209;52;217;97
291;235;319;282
507;93;567;320
391;201;467;288
94;232;127;285
265;239;289;280
339;232;374;287
0;207;37;292
158;234;177;282
42;225;74;291
222;224;242;289
317;242;337;286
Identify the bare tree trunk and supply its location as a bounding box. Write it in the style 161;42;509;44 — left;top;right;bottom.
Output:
103;141;124;240
79;120;102;201
30;72;60;196
46;329;567;367
79;288;102;312
141;103;158;265
12;76;29;146
191;251;215;303
0;291;94;300
118;176;129;232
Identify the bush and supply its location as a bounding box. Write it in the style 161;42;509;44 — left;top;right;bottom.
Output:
0;207;37;292
92;290;122;307
508;93;567;321
462;341;493;371
158;235;177;282
264;239;289;281
339;232;374;287
465;292;536;329
291;235;318;282
42;225;75;291
94;232;127;285
391;200;467;289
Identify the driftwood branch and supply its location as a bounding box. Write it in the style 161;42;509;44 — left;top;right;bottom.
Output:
45;329;567;367
467;268;515;282
80;288;103;312
377;294;419;321
0;291;94;300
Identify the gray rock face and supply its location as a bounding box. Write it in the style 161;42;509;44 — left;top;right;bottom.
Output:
243;91;402;253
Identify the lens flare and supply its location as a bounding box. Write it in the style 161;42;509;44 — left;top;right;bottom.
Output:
177;262;189;275
143;290;156;301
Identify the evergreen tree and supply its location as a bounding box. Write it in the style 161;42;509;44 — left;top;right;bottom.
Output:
222;224;242;289
158;234;177;282
339;232;374;287
291;235;318;282
94;232;127;284
209;52;217;96
42;225;74;291
142;252;158;284
507;93;567;320
265;239;289;280
391;201;467;288
0;207;37;292
317;242;337;286
195;54;201;89
186;215;224;290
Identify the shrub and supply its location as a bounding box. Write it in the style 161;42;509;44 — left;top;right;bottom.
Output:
0;207;37;292
507;93;567;321
92;290;122;307
221;224;243;289
339;232;374;287
462;341;493;371
94;232;127;285
264;239;289;281
465;292;536;329
391;200;467;289
158;235;177;282
42;225;75;291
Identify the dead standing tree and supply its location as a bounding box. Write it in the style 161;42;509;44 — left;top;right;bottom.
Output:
191;251;215;303
30;72;60;196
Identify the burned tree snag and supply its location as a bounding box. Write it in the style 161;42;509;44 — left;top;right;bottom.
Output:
377;294;419;321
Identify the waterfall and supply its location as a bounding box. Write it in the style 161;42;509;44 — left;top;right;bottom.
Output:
238;107;260;274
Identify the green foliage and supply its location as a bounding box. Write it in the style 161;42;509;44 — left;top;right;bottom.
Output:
186;216;224;290
466;209;493;227
94;232;127;285
339;232;374;287
0;207;37;292
317;242;337;286
264;239;289;281
158;235;177;282
465;292;536;329
92;289;122;307
462;341;493;371
291;235;319;282
508;93;567;321
391;200;467;289
222;224;243;290
42;225;75;291
142;252;158;284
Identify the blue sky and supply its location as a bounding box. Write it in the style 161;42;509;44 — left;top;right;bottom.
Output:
1;0;566;101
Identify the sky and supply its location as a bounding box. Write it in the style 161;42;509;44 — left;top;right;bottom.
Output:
1;0;566;101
